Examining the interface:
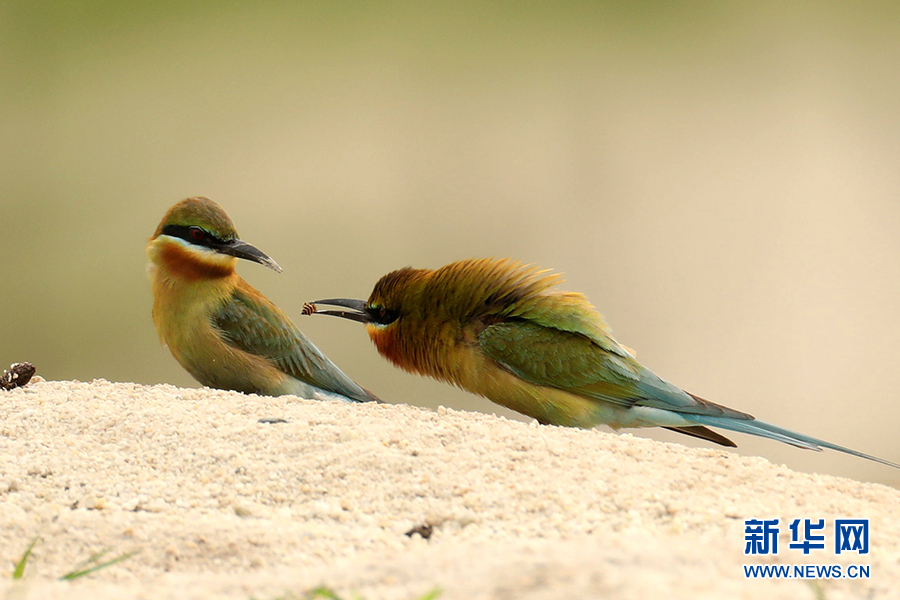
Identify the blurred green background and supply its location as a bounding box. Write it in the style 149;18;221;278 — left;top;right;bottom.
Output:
3;1;899;485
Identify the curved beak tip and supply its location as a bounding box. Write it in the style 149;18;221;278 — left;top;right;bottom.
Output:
264;258;283;273
220;239;282;273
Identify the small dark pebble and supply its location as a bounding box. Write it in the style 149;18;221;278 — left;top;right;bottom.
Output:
405;524;434;539
258;417;288;424
1;362;36;391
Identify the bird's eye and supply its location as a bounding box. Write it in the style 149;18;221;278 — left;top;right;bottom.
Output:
367;305;399;325
190;227;205;240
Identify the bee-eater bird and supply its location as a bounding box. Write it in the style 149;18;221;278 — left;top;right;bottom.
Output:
305;257;897;467
147;197;377;402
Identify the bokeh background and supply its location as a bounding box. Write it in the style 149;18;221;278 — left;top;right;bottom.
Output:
3;1;900;485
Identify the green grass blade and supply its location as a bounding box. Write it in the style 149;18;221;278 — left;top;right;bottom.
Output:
59;550;138;580
261;585;441;600
306;587;342;599
12;537;40;580
417;588;442;600
69;548;112;572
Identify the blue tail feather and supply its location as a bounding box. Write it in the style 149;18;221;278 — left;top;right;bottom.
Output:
685;414;900;469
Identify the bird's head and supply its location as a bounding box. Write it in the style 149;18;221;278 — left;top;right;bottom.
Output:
307;258;572;376
307;267;417;327
306;267;431;368
148;197;282;280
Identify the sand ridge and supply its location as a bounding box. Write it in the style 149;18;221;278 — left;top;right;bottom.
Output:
0;380;897;599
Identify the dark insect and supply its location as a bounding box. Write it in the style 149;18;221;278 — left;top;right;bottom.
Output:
1;362;36;391
301;302;318;316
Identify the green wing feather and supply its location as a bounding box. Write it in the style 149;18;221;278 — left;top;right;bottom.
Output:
213;286;376;402
479;293;749;420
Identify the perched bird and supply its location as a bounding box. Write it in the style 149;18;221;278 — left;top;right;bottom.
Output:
306;257;897;467
147;197;377;402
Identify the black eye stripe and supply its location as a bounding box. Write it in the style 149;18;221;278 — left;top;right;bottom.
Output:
365;305;399;325
161;224;226;248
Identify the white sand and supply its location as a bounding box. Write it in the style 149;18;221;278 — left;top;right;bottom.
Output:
1;380;897;599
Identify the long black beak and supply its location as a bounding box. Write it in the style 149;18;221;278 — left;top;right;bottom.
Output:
306;298;370;323
217;239;283;273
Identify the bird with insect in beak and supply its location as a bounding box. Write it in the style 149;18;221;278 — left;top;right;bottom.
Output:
147;197;377;402
304;257;897;468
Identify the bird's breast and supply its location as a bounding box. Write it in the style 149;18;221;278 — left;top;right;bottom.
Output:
366;323;407;370
366;319;467;382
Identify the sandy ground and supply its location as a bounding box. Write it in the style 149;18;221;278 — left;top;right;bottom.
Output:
1;380;898;600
